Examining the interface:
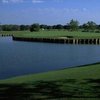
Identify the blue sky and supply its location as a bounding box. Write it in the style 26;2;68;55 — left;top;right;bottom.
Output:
0;0;100;25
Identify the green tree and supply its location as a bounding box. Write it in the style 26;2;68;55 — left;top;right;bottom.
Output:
82;23;89;32
0;22;2;31
83;21;96;32
2;25;20;31
30;23;40;32
0;25;2;31
20;25;26;31
47;25;52;30
40;24;47;30
56;24;63;30
67;19;79;31
97;25;100;32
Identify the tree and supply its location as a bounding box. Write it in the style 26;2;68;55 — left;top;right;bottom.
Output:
20;25;26;31
97;25;100;31
82;21;96;32
82;23;89;32
47;25;52;30
67;19;79;31
12;25;20;31
56;24;63;30
0;25;1;31
63;25;70;30
20;25;29;31
2;25;20;31
30;23;40;32
0;26;2;31
40;24;47;30
2;25;11;31
0;22;2;31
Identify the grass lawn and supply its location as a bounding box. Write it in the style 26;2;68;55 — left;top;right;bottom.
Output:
1;30;100;39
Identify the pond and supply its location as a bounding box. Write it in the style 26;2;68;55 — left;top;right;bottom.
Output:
0;37;100;79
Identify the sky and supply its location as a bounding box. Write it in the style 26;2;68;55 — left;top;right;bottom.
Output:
0;0;100;25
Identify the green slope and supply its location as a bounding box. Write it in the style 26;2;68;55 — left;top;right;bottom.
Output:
0;63;100;84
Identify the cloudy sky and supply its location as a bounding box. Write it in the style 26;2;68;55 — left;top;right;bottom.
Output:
0;0;100;25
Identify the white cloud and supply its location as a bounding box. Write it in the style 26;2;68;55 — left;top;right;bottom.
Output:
32;0;44;3
11;0;23;3
1;0;63;4
2;0;24;3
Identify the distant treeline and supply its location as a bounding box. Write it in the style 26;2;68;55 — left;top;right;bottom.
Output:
0;19;100;32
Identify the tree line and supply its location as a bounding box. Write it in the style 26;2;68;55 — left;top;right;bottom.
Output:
0;19;100;32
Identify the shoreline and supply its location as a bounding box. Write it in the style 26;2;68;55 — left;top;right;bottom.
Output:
0;62;100;83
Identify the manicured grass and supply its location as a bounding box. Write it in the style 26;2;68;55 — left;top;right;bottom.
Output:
0;63;100;84
15;31;100;39
1;30;100;39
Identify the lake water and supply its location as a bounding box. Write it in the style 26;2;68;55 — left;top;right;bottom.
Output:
0;37;100;79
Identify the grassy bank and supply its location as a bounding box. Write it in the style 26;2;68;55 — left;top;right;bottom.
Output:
0;63;100;84
0;63;100;99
